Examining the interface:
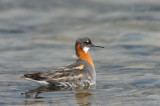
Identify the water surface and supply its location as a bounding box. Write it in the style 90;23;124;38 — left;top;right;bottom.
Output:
0;0;160;106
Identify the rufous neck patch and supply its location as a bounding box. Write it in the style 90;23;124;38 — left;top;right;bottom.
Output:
76;44;95;69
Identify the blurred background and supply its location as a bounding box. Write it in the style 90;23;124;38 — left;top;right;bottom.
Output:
0;0;160;105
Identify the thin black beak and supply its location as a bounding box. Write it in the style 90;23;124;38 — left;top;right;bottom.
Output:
91;44;104;48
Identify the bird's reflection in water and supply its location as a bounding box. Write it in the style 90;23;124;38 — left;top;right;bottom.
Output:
22;85;95;105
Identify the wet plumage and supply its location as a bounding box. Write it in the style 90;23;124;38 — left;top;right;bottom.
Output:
22;37;104;87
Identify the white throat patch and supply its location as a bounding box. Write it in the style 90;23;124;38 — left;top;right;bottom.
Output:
83;47;89;53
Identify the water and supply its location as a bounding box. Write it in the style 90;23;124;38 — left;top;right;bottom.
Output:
0;0;160;105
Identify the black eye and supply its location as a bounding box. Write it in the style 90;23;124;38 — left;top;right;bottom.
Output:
84;40;90;44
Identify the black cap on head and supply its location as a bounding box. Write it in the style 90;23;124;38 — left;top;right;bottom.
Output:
75;37;104;56
75;37;92;49
75;37;104;50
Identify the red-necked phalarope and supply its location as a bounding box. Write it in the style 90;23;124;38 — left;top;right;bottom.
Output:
22;37;104;87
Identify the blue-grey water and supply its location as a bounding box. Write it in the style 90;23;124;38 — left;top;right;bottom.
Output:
0;0;160;106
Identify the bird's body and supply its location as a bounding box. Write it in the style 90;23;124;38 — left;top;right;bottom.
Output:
22;37;104;88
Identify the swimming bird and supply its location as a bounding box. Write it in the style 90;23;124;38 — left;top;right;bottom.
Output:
22;37;104;87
